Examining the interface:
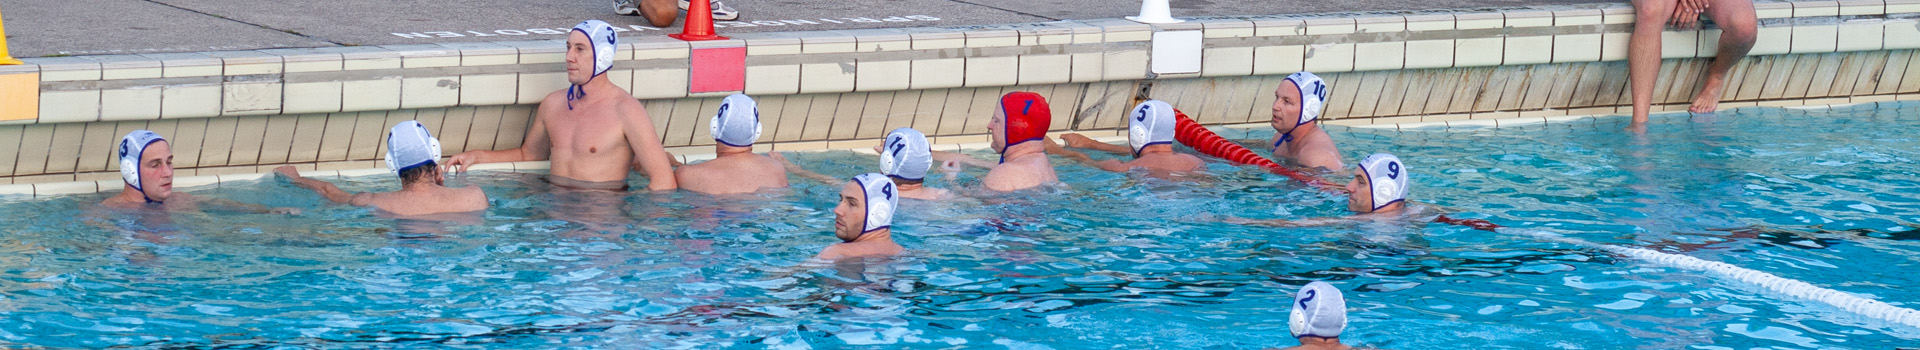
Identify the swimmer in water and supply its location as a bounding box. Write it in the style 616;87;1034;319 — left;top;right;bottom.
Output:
274;121;489;216
929;91;1062;192
443;20;679;191
1228;153;1432;227
778;127;959;201
100;130;299;215
1048;100;1206;177
672;93;790;195
1242;72;1344;172
817;173;903;260
1274;281;1354;350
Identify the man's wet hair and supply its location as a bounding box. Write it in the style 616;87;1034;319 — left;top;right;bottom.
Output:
400;163;438;185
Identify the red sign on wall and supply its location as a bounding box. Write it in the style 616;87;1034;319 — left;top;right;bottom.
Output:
688;47;746;93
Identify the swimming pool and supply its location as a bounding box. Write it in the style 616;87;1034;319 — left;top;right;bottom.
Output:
2;102;1918;349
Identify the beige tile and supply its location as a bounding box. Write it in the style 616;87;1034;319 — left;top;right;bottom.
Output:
345;111;390;160
876;90;922;138
934;87;975;137
0;184;27;195
632;68;689;100
1904;50;1920;93
962;87;1009;137
662;98;708;146
34;181;99;197
494;105;535;149
1553;32;1603;63
1505;34;1556;65
316;113;358;162
432;108;472;155
1835;23;1884;52
251;115;298;164
204;51;283;76
225;116;269;166
1848;52;1888;94
793;94;837;142
1252;45;1306;75
1875;50;1913;95
457;74;517;106
1403;39;1455;69
1302;42;1355;73
402;76;461;109
828;92;871;140
463;106;507;152
30;123;78;173
157;118;204;167
340;79;402;112
29;57;102;82
71;122;122;173
1662;29;1699;58
1454;37;1504;67
1352;42;1405;72
1447;68;1490;113
1888;18;1920;50
38;89;100;126
1790;24;1839;54
908;58;965;90
746;64;802;95
516;72;567;104
966;56;1019;87
909;88;949;132
99;87;162;122
1370;73;1411;117
1103;47;1151;81
1731;56;1774;101
1748;25;1794;56
855;59;913;92
1804;54;1847;98
1794;1;1843;17
283;82;344;114
221;82;283;116
1201;47;1255;77
0;125;22;176
1423;69;1465;114
773;95;814;142
287;114;329;163
800;60;858;93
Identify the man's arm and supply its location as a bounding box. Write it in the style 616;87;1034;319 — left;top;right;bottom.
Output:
273;166;371;206
930;150;997;169
445;107;552;173
771;152;840;184
1057;134;1133;156
1044;137;1131;172
618;100;678;190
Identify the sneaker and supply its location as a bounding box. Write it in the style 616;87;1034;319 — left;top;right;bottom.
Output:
677;0;739;21
613;0;639;15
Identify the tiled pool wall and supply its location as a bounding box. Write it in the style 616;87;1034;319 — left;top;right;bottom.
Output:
1;0;1918;193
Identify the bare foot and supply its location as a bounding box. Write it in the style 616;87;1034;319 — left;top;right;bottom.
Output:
1689;75;1727;114
1059;133;1099;148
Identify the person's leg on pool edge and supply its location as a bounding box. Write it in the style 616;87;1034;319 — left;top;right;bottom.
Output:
1689;0;1757;114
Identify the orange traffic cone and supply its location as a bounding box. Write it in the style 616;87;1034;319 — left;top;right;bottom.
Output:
0;8;24;65
669;0;728;41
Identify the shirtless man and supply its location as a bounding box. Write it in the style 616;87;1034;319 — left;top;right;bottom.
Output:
930;91;1061;192
1628;0;1757;124
778;127;957;200
274;121;488;216
1050;100;1205;176
1228;153;1420;227
443;20;678;191
672;93;789;195
1260;72;1344;172
100;130;297;215
817;173;903;260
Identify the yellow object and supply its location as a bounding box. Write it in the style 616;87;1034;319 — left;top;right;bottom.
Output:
0;72;37;121
0;7;22;65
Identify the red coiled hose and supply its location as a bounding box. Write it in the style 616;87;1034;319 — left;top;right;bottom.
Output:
1171;110;1343;190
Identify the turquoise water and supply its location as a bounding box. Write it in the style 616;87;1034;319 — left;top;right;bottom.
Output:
2;103;1919;349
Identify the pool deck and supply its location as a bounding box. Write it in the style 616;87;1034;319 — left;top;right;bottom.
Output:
1;0;1610;58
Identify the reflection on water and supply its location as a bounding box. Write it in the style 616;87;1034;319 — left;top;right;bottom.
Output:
1;104;1919;348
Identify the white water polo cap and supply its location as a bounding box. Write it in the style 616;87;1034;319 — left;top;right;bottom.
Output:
1128;100;1177;157
118;130;167;192
851;173;898;233
573;20;617;78
385;121;443;176
880;128;933;181
1286;71;1328;125
1289;281;1348;339
566;20;618;109
1358;153;1410;211
710;93;762;147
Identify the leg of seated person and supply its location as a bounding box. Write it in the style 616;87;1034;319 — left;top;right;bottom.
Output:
1691;0;1757;114
1629;0;1678;124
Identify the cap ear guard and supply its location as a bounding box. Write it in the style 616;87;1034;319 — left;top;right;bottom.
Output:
118;130;165;193
1359;153;1409;211
853;173;898;233
1286;72;1328;126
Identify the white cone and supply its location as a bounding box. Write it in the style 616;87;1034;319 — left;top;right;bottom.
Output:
1125;0;1184;24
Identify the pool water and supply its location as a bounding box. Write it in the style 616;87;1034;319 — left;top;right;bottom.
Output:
3;103;1919;349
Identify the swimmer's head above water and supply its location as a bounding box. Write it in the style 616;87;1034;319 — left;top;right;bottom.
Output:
1289;281;1348;345
1128;100;1177;158
117;130;174;203
564;20;618;109
1270;72;1328;145
835;173;898;242
386;120;445;186
710;93;762;149
1348;153;1409;213
880;127;933;184
990;91;1052;160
